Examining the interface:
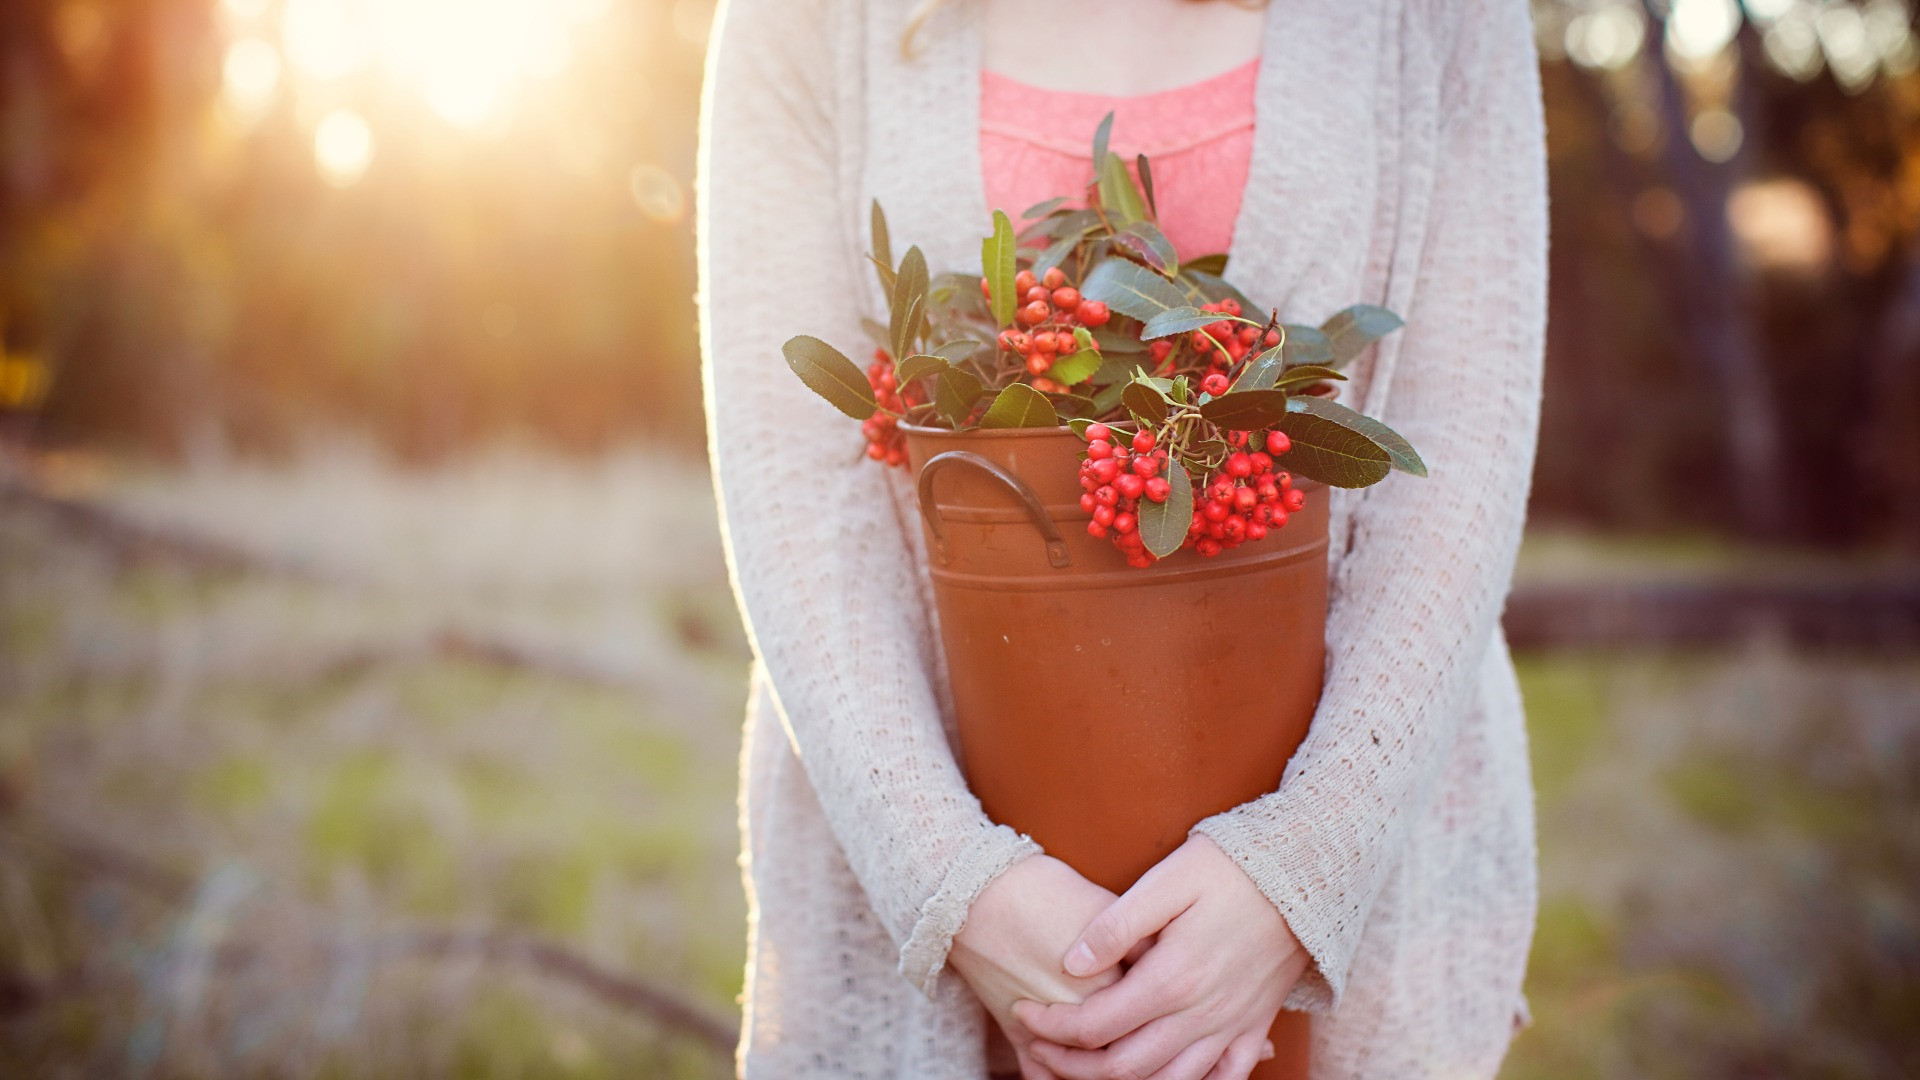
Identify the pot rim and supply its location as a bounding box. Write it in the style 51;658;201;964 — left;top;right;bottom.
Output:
899;421;1329;490
898;421;1074;438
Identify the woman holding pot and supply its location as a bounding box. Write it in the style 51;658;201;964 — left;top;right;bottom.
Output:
695;0;1547;1077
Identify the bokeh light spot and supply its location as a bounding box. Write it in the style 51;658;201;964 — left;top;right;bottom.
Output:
314;108;375;187
629;164;686;224
222;38;283;122
1689;109;1744;163
1668;0;1743;61
1866;0;1920;77
1566;3;1647;71
1742;0;1797;22
52;1;108;72
284;0;369;80
1727;178;1832;273
1817;4;1877;91
1763;15;1825;80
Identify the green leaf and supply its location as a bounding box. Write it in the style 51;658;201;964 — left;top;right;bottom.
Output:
982;212;1017;328
1081;258;1188;323
1140;306;1224;340
1021;196;1068;220
1282;325;1334;368
895;353;951;385
1046;349;1103;386
1286;395;1427;477
861;318;891;352
1044;391;1100;417
1089;327;1146;354
1198;388;1290;430
1112;220;1178;277
1088;351;1138;386
1270;364;1348;390
933;367;984;429
1088;380;1128;415
1122;379;1169;426
932;339;984;364
1230;346;1285;392
929;271;991;323
1180;268;1256;314
980;383;1060;429
867;253;896;298
869;200;892;294
1092;111;1114;168
870;200;891;269
1183;438;1228;472
1066;417;1098;438
1276;397;1394;487
1137;463;1192;558
784;335;877;420
889;294;922;369
1071;327;1096;352
1032;226;1090;282
1047;208;1103;240
1183;253;1229;276
1136;153;1157;219
1097;152;1150;227
1321;304;1405;368
890;246;928;360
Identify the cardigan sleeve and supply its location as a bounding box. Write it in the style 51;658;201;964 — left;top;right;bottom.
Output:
1189;0;1547;1011
696;0;1039;995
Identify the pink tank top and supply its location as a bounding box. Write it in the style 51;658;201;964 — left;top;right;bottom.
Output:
980;59;1259;261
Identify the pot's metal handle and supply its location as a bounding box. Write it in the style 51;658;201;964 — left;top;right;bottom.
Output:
917;450;1072;569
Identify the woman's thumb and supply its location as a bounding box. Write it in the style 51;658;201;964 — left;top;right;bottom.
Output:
1064;875;1189;977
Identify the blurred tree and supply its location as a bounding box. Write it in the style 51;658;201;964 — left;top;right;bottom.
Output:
0;0;711;460
1;0;1916;550
1532;0;1920;548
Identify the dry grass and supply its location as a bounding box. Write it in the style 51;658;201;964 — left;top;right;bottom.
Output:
1;444;749;1078
1;445;1915;1078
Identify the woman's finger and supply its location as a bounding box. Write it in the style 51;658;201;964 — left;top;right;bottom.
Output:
1147;1033;1234;1080
1014;943;1198;1050
1065;867;1196;977
1016;1045;1061;1080
1122;931;1159;967
1200;1029;1270;1080
1027;1013;1198;1080
1013;970;1154;1049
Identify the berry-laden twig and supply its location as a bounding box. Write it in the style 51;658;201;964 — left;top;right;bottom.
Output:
1076;422;1300;566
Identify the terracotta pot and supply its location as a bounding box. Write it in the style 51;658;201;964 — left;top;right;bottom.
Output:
902;423;1325;1080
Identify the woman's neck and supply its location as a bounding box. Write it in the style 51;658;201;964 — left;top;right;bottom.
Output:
977;0;1267;97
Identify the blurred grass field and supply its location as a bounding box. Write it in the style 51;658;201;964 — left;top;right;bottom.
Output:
2;448;1915;1078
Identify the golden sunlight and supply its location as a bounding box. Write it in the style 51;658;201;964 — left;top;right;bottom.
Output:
314;107;374;186
264;0;614;146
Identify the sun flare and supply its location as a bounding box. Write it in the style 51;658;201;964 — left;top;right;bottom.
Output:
246;0;616;141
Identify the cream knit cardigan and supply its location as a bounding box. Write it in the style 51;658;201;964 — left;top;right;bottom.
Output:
696;0;1547;1076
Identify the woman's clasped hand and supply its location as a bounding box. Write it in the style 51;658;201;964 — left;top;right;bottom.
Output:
956;835;1310;1080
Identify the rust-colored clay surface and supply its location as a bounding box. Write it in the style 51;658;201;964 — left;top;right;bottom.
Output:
904;424;1327;1080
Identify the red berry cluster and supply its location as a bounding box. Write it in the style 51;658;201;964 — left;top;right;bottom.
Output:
983;266;1112;394
861;348;921;468
1184;429;1305;558
1143;297;1280;379
1076;424;1173;569
1078;426;1305;567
